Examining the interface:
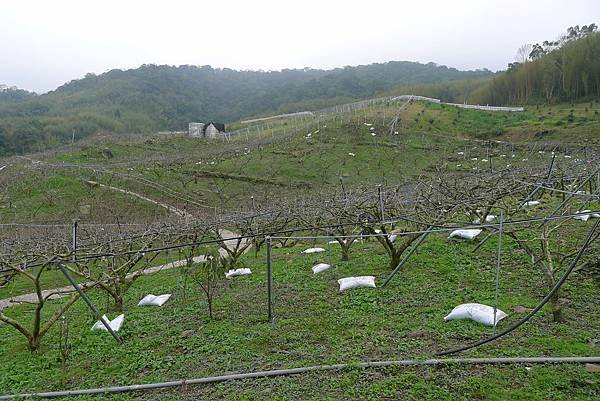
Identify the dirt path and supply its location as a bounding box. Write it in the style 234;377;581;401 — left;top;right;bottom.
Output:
0;228;248;311
85;180;189;217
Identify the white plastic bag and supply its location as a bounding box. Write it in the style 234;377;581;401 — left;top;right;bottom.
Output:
473;215;496;224
338;276;376;292
225;268;252;279
312;263;331;274
91;314;125;332
444;303;507;326
302;247;326;254
448;229;482;240
138;294;172;307
574;210;599;221
574;210;592;221
523;200;540;208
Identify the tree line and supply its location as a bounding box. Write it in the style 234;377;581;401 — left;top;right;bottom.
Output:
471;24;599;105
385;25;600;106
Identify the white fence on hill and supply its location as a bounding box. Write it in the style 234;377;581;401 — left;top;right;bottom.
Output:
227;95;524;139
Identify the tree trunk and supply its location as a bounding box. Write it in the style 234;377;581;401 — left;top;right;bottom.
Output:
113;295;124;312
550;292;564;322
389;252;401;271
254;243;260;258
340;244;350;261
28;334;41;352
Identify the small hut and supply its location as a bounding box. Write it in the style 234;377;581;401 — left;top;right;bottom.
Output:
188;122;226;139
203;122;226;139
188;123;205;137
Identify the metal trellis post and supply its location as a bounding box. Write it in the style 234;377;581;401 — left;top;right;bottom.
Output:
381;223;436;288
71;221;78;262
492;210;504;334
378;185;385;223
57;264;123;344
266;236;273;322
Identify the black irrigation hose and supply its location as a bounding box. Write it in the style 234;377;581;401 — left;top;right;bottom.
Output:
7;210;600;269
436;218;600;356
1;356;599;400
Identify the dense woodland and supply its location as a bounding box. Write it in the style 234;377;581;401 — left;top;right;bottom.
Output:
0;62;490;156
472;25;599;105
386;25;600;106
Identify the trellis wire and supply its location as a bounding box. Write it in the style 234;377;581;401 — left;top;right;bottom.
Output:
3;209;598;271
269;210;600;240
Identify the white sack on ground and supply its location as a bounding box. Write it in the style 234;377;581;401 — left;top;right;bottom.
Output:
225;268;252;279
523;200;540;208
574;210;592;221
574;210;600;221
448;229;482;240
312;263;331;274
302;247;326;254
138;294;172;307
338;276;376;292
91;314;125;332
444;303;507;326
473;215;496;224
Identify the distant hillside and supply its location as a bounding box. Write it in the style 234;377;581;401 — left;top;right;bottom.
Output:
0;85;36;105
390;25;600;106
382;77;493;104
471;26;599;105
383;25;600;107
0;61;491;156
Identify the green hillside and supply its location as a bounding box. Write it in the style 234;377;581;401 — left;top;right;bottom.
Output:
2;99;598;224
1;97;599;400
0;62;491;157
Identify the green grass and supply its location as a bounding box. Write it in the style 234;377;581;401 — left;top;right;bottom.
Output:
0;250;184;300
1;98;599;400
2;99;596;224
1;224;598;399
0;169;167;222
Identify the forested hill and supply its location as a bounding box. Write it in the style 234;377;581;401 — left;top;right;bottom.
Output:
383;25;600;106
472;27;599;105
0;86;36;105
0;61;491;156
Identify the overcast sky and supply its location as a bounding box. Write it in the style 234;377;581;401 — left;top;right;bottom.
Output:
2;0;598;93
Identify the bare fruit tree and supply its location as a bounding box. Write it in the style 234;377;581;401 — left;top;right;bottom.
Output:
0;245;84;351
188;248;228;319
67;231;163;312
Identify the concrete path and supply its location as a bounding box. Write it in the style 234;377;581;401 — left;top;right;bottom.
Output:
85;180;189;217
0;176;250;311
0;229;248;311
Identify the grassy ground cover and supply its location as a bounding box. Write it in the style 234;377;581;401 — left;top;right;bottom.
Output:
1;218;598;399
